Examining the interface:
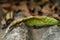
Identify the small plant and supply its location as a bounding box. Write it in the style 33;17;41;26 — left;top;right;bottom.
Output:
2;16;59;38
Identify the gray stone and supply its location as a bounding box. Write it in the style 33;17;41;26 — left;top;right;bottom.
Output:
5;23;28;40
32;25;60;40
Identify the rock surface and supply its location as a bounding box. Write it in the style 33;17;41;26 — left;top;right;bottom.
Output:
4;25;60;40
32;25;60;40
5;23;28;40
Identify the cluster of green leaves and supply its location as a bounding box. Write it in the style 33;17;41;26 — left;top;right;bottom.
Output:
25;16;59;27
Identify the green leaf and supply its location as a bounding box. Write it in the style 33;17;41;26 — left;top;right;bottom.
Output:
25;16;58;27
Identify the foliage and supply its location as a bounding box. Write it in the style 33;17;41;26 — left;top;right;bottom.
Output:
25;16;58;26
